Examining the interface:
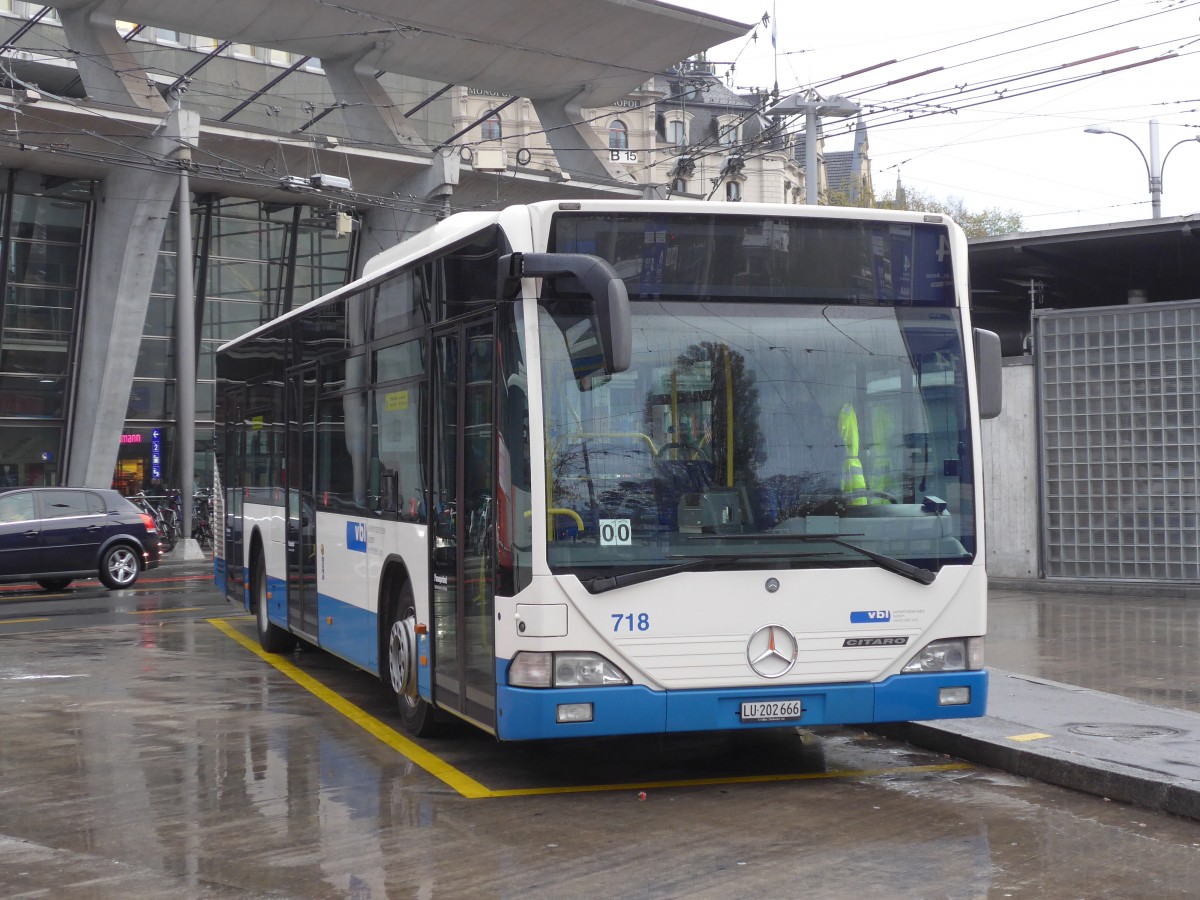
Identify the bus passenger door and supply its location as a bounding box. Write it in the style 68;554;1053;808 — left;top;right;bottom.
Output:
222;387;246;605
287;365;320;640
431;314;497;731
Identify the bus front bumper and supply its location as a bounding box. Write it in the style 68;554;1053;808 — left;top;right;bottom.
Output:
494;669;988;741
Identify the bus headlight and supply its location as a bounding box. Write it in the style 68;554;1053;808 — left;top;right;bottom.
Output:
901;637;984;673
509;651;631;688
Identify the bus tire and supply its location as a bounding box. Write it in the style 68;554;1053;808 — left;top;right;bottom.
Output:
385;582;440;737
253;552;295;653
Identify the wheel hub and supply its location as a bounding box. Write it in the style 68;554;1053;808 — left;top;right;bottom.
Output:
389;615;418;700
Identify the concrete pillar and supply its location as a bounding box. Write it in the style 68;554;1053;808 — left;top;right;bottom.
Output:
322;45;427;150
532;90;634;184
981;362;1039;579
57;1;169;112
172;109;200;541
65;131;182;487
357;151;460;262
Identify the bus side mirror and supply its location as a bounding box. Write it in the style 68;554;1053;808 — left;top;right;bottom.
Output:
973;328;1003;419
499;252;631;374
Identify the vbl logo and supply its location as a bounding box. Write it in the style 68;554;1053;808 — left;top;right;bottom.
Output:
850;610;891;623
347;521;368;552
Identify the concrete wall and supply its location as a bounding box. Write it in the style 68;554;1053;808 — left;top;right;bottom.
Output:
981;359;1039;579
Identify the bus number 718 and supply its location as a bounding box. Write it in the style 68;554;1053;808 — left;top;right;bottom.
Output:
612;613;650;632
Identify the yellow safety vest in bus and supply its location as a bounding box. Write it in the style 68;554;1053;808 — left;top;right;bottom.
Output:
839;402;867;505
838;402;888;506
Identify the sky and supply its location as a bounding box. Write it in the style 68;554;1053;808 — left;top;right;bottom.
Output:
670;0;1200;231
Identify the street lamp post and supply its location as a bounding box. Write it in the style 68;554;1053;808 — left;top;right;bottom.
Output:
766;91;860;205
1085;119;1200;219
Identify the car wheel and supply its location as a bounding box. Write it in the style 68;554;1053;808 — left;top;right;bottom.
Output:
253;552;295;653
37;578;73;592
99;544;141;589
385;582;440;737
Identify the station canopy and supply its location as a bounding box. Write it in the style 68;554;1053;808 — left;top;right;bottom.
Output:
61;0;750;107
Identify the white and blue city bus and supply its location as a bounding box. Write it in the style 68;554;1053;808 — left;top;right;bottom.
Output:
214;200;1002;740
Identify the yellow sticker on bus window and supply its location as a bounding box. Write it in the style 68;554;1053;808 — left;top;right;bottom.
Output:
385;391;409;411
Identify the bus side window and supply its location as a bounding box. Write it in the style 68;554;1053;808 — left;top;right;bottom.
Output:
316;393;360;511
370;382;426;522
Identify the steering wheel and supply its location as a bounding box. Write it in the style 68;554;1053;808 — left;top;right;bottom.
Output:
846;489;898;504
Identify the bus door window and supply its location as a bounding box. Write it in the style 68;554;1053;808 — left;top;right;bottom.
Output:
461;319;496;724
431;330;460;699
497;306;531;596
222;390;245;602
286;366;319;638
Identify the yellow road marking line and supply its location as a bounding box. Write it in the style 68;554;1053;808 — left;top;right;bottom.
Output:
210;617;974;799
1008;732;1053;742
127;606;212;615
1;585;208;601
209;617;493;799
0;617;51;625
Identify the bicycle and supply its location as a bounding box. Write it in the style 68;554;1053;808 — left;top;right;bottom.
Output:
130;491;178;553
191;492;214;549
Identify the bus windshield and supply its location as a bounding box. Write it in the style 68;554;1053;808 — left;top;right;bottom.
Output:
539;226;975;585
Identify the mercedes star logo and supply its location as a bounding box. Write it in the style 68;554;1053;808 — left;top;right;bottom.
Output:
746;624;799;678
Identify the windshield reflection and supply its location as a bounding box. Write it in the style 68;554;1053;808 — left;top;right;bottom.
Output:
539;302;975;578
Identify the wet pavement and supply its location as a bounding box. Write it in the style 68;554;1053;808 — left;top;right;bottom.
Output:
879;583;1200;821
2;565;1200;897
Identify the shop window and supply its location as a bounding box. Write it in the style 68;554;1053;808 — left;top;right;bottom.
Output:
0;426;60;486
0;375;64;418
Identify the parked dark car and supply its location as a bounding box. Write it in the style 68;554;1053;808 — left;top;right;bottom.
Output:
0;487;161;591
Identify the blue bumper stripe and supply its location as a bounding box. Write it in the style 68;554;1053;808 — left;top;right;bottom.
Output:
495;668;988;741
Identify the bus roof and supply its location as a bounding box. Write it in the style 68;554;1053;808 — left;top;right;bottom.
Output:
218;209;504;354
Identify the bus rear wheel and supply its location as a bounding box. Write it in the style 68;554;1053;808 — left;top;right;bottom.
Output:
253;552;295;653
386;584;439;737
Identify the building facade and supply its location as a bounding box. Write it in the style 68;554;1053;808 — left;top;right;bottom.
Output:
0;1;737;495
452;57;873;206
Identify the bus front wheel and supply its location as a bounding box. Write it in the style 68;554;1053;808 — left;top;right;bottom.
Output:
253;553;295;653
386;584;440;737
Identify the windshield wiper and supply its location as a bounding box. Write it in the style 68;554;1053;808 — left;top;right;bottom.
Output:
797;535;937;585
582;552;821;594
684;533;937;585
